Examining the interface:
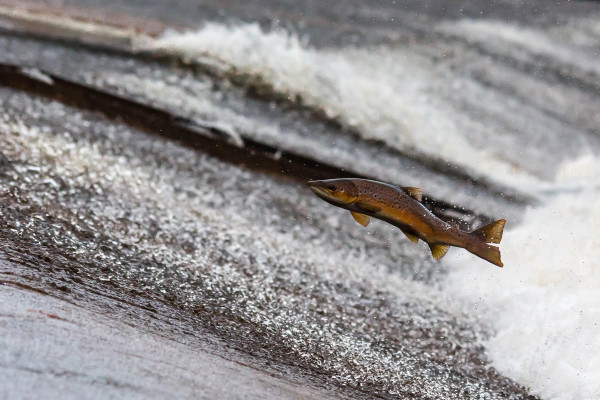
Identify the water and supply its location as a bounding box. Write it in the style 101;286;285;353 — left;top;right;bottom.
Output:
152;20;599;188
0;270;337;400
146;15;600;400
446;155;600;399
1;2;600;399
0;87;525;398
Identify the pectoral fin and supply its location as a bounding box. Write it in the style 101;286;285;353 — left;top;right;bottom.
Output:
400;228;419;244
350;211;370;227
355;202;382;213
428;243;450;260
402;187;423;202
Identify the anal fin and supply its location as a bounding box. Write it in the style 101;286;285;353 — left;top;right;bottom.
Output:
350;211;370;227
400;228;419;244
428;243;450;260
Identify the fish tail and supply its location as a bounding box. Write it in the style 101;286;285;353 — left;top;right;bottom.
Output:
467;243;503;267
471;219;505;244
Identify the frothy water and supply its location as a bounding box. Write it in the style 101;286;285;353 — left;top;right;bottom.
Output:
1;93;510;398
151;21;600;399
153;23;540;189
446;155;600;400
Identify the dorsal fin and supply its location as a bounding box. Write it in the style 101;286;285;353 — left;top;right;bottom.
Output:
402;187;423;202
471;219;506;244
350;211;370;227
428;243;450;260
400;228;419;244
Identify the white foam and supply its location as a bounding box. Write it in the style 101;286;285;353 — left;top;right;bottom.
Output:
445;155;600;400
555;154;600;185
152;23;540;188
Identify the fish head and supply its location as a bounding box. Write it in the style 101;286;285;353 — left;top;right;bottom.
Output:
308;179;359;206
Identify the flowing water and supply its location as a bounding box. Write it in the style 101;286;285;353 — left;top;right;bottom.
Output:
147;18;600;399
1;1;599;399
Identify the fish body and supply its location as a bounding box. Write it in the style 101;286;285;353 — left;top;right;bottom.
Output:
308;178;505;267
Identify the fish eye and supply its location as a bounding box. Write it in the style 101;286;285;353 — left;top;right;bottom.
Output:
327;184;336;190
340;188;344;192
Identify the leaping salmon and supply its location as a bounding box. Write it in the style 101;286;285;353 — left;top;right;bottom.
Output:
308;178;505;267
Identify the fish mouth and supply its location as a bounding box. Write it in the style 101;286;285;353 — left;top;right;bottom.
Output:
308;180;334;199
308;179;358;206
309;185;333;199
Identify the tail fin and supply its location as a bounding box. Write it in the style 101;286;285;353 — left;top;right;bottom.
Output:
471;219;505;244
468;243;503;268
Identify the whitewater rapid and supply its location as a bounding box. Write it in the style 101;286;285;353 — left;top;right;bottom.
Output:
153;23;541;189
446;155;600;400
149;20;600;399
